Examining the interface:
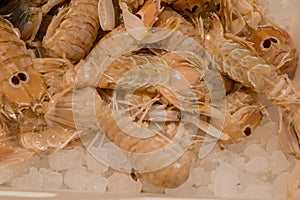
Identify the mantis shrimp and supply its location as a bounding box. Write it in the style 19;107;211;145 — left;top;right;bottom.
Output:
245;25;298;78
0;15;79;165
211;0;298;78
0;0;67;41
42;0;100;63
199;11;300;197
0;15;47;163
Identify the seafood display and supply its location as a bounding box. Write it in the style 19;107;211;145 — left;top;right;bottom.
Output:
0;0;299;198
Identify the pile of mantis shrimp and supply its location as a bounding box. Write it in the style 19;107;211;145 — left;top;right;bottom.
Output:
0;0;299;197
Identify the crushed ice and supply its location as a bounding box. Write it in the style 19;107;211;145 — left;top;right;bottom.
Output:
2;120;297;199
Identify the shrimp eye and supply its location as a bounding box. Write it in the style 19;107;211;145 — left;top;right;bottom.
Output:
202;1;210;10
185;8;191;13
18;72;28;82
136;13;142;20
184;5;199;13
243;127;252;136
216;3;221;11
191;5;198;13
262;39;271;49
270;37;279;44
10;75;20;87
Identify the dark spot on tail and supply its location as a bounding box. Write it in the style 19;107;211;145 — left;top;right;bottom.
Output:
136;13;142;20
216;3;221;12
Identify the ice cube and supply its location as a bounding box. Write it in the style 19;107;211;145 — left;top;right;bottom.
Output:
220;149;239;163
107;173;142;194
225;138;252;156
48;147;84;171
188;166;212;187
165;181;192;195
268;150;290;175
245;156;269;173
202;156;219;172
261;0;294;30
8;156;41;180
11;167;43;189
291;189;300;200
84;152;108;174
240;185;271;199
102;143;128;170
36;154;50;168
64;168;90;190
0;167;13;185
231;157;246;169
64;147;84;168
194;186;214;196
141;180;164;194
86;172;107;192
48;151;69;171
266;136;281;152
213;162;240;197
39;168;63;189
254;122;278;146
238;171;271;192
244;144;269;158
272;171;289;198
